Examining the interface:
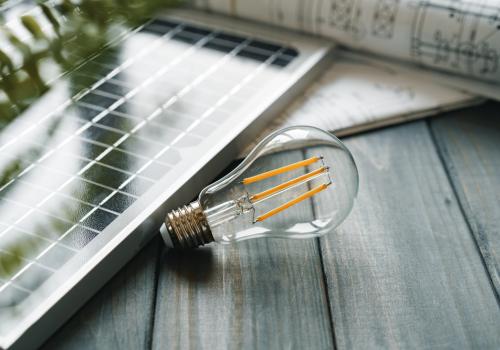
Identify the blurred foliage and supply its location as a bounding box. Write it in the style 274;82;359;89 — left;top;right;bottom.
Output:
0;0;181;119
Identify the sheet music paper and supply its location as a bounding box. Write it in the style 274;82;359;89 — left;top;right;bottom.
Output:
193;0;500;96
240;50;481;156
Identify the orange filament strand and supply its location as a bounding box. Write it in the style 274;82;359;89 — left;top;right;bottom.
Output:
255;183;330;222
242;156;320;185
250;167;328;202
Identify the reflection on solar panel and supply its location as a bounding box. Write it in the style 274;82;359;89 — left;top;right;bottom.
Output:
0;17;298;309
0;9;331;349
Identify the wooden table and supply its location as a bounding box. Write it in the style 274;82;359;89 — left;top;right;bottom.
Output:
43;103;500;349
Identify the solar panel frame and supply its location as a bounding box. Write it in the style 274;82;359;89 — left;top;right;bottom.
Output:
0;8;333;349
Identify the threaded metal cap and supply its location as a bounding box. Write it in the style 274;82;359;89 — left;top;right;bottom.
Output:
161;201;214;248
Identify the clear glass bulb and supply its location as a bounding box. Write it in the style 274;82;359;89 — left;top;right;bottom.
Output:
160;126;358;248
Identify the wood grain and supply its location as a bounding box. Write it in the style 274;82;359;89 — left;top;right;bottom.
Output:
43;106;500;350
430;103;500;296
152;152;334;349
314;122;500;349
41;237;161;350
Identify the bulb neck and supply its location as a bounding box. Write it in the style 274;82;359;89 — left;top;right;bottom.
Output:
161;201;214;248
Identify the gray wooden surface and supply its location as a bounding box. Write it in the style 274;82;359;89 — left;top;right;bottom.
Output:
43;103;500;349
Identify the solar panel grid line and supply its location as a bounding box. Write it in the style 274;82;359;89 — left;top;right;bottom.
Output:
0;197;103;239
0;133;128;206
98;79;137;95
47;18;167;88
49;31;252;194
93;188;137;218
12;179;122;217
0;168;32;196
0;35;283;302
0;124;91;193
41;23;133;86
14;157;148;220
0;231;95;294
0;257;55;295
14;162;37;181
0;97;74;153
2;170;143;263
72;135;174;168
67;120;176;153
34;33;266;242
0;20;181;156
95;152;170;179
82;75;245;118
72;137;142;164
0;279;31;296
157;42;256;106
11;263;53;289
16;133;173;174
90;160;158;183
0;224;79;256
127;122;156;142
89;25;197;91
50;185;127;217
0;246;65;276
0;227;55;254
0;207;114;287
101;36;219;109
74;105;143;128
0;161;104;250
141;45;288;169
0;141;153;202
0;264;42;293
11;268;53;294
81;89;123;103
0;9;313;333
58;173;140;199
72;102;111;120
33;29;225;180
0;34;244;208
2;204;115;294
113;43;288;203
0;278;45;295
102;150;162;174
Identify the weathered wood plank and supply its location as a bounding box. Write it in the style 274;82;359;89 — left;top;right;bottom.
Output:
430;102;500;296
41;237;161;350
152;152;334;349
314;122;500;349
42;108;500;349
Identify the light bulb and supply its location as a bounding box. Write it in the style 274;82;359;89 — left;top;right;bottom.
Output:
160;126;358;248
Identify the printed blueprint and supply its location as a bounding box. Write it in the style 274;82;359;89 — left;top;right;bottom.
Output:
193;0;500;96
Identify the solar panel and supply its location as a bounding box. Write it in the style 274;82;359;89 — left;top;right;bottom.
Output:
0;8;332;349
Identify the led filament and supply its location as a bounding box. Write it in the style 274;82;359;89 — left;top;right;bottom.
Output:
243;156;332;223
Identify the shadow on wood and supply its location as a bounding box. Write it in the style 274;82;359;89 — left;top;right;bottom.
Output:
162;247;216;284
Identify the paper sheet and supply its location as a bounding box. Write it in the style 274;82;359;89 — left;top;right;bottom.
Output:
240;51;481;155
193;0;500;98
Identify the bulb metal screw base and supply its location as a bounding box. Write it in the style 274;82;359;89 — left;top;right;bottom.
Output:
161;201;214;248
